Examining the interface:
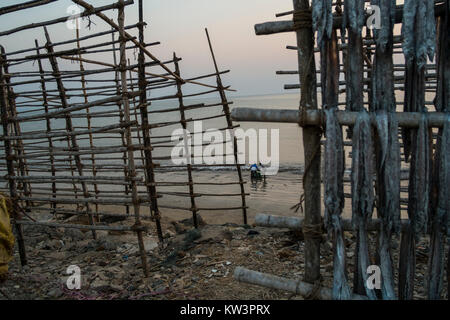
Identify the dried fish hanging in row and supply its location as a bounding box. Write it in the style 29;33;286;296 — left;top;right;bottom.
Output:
428;0;449;299
341;0;370;296
323;108;350;300
342;0;365;138
374;110;401;300
350;110;376;299
313;0;350;300
399;0;437;300
402;0;436;161
368;0;399;300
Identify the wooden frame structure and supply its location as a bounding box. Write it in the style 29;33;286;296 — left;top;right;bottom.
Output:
233;0;449;300
0;0;247;276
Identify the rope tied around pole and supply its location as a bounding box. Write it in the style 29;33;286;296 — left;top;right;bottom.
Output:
303;275;323;300
293;9;312;31
302;222;323;241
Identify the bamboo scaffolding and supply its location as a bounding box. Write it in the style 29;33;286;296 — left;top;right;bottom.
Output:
137;0;163;242
172;53;200;228
44;27;98;237
76;21;99;216
0;46;27;266
205;28;248;225
117;0;149;276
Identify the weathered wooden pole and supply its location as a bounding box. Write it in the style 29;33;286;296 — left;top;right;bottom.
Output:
0;46;27;266
137;0;163;242
173;53;199;228
34;40;57;216
43;27;96;239
118;0;149;276
292;0;321;285
205;28;248;225
76;20;99;216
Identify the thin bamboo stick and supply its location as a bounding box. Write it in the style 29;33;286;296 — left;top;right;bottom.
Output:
117;0;149;276
44;27;97;238
205;28;248;225
137;0;163;242
173;53;199;228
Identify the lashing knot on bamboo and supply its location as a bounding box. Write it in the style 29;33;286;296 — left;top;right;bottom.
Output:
292;9;312;30
304;275;323;300
301;222;323;241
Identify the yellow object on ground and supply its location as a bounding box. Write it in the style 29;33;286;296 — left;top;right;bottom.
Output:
0;194;15;278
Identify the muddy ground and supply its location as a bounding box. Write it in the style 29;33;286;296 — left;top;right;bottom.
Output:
0;214;446;300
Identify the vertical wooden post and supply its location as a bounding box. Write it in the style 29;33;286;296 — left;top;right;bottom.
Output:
76;21;99;217
118;0;150;276
173;53;199;228
111;29;131;217
292;0;321;284
205;28;248;225
137;0;163;241
0;46;27;266
2;58;32;210
34;40;57;215
43;27;97;239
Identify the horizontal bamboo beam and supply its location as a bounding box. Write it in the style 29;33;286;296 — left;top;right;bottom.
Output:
0;0;134;37
0;0;57;16
15;220;146;232
234;267;368;300
0;121;135;141
231;108;449;128
254;214;450;234
255;3;446;36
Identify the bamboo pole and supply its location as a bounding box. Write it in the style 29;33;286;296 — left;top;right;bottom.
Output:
205;28;248;225
44;27;96;238
231;108;450;128
0;0;57;16
137;0;163;242
76;20;99;216
33;40;57;215
254;3;446;36
2;58;33;209
234;267;368;300
292;0;321;285
173;53;199;228
0;0;134;37
0;46;27;266
117;0;149;276
111;28;131;218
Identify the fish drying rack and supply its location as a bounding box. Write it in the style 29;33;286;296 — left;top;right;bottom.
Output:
233;0;449;300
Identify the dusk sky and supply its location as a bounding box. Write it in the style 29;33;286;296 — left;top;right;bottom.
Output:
0;0;301;97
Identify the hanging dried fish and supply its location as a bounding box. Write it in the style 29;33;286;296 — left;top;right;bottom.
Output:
401;0;437;162
370;0;396;112
427;115;450;299
402;0;436;69
399;114;431;299
409;114;431;235
374;110;400;300
312;0;333;45
428;2;449;299
351;110;377;299
371;0;396;52
435;0;449;114
343;0;365;114
324;108;350;300
320;29;340;108
399;223;416;300
342;0;365;139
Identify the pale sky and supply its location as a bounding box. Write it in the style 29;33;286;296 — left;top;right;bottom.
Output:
0;0;301;97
